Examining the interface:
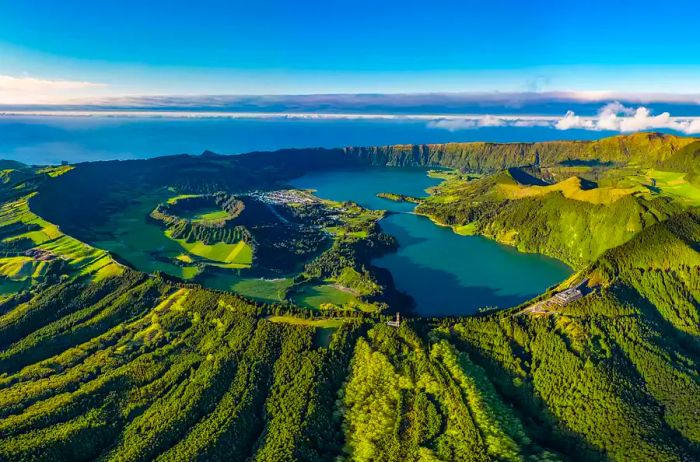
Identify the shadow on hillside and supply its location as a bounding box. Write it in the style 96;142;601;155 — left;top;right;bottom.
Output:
374;252;540;317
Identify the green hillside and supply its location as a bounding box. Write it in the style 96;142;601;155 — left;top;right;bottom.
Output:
416;168;685;268
0;133;698;461
0;212;697;461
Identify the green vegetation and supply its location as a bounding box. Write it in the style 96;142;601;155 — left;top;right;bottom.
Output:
267;315;348;328
376;192;422;203
209;276;294;304
151;192;247;239
291;283;355;310
36;165;74;178
166;230;253;268
0;194;123;289
345;132;699;172
417;167;684;268
0;133;698;461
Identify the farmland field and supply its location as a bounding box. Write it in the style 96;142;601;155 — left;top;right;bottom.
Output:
165;232;253;267
644;169;700;205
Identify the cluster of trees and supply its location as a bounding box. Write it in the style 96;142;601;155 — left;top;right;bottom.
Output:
0;276;360;461
340;324;564;461
447;213;700;461
303;226;396;280
592;211;700;334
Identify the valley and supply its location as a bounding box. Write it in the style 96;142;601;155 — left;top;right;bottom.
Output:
290;168;572;316
0;132;698;461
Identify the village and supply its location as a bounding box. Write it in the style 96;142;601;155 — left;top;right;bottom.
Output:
252;189;316;206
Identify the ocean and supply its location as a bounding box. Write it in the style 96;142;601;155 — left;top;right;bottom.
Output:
0;115;620;165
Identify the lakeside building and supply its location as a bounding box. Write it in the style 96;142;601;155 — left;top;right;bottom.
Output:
551;287;583;306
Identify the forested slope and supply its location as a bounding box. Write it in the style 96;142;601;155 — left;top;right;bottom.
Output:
1;214;698;461
416;169;684;268
0;134;699;461
0;276;362;461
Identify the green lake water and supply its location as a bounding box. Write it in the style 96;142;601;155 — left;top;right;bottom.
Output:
290;168;573;316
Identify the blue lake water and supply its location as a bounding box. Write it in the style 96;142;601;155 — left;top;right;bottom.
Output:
3;116;576;315
290;168;572;316
0;116;618;165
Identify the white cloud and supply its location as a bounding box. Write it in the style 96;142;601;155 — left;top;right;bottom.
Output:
1;103;699;136
555;111;594;130
427;115;508;131
685;119;700;133
427;119;478;130
0;75;105;91
512;119;553;128
554;102;700;134
0;75;108;104
478;115;507;127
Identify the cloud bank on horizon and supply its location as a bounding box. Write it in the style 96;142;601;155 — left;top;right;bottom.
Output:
1;73;699;134
555;103;700;134
3;88;700;135
428;102;700;135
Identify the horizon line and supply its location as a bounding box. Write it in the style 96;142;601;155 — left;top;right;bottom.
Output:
4;89;700;108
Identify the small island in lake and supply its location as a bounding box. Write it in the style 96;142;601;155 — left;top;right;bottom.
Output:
376;192;422;203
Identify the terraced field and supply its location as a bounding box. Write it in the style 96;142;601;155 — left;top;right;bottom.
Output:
0;195;123;291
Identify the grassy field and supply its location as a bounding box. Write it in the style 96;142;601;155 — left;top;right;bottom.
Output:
499;176;645;205
166;194;202;204
266;315;347;328
36;165;74;178
324;226;369;238
176;205;229;222
643;169;700;205
230;277;292;302
180;266;201;280
454;223;478;235
427;169;467;180
192;209;229;221
0;256;41;279
88;190;188;277
200;273;293;302
167;234;252;267
175;253;194;263
0;277;26;296
292;283;356;310
594;168;700;206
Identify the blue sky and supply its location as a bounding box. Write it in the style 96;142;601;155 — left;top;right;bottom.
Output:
1;0;700;102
